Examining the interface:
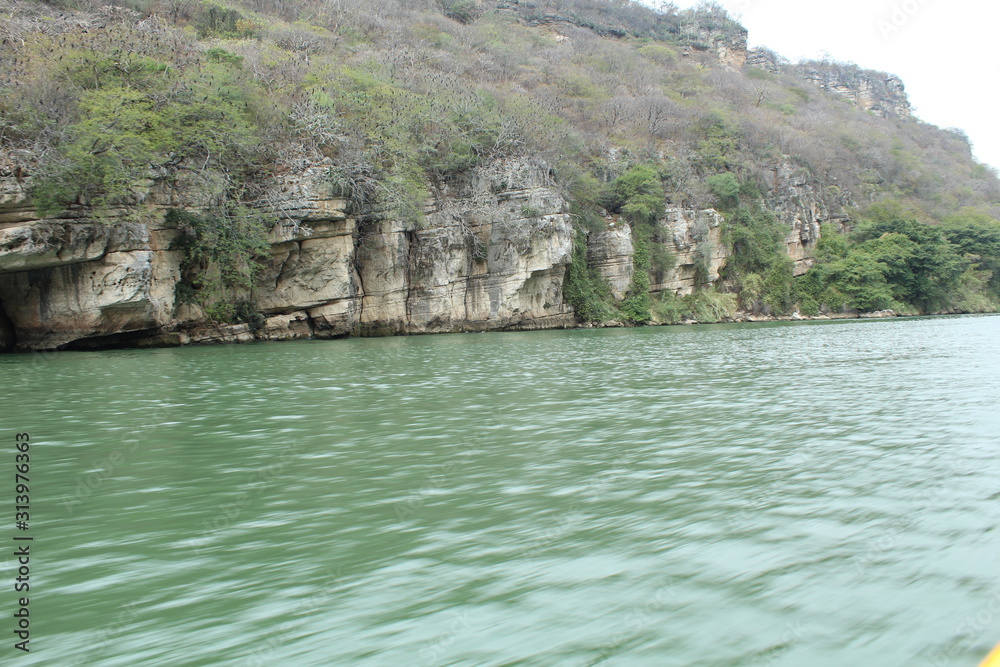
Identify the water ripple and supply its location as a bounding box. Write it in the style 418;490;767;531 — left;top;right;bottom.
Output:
1;315;998;665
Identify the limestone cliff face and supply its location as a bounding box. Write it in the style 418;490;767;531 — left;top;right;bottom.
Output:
0;159;575;350
680;22;747;70
657;208;729;291
0;152;855;350
766;162;856;276
587;225;633;300
254;159;575;341
586;208;728;298
0;183;182;350
794;62;911;119
745;47;785;74
582;161;853;300
744;50;911;120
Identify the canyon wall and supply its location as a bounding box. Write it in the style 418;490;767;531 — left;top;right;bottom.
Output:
0;160;577;350
0;155;855;350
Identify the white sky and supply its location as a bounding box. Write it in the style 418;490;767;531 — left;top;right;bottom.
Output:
646;0;1000;171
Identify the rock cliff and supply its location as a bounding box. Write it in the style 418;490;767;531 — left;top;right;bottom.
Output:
744;49;912;120
586;208;729;300
0;152;853;351
742;58;909;119
0;159;580;350
679;19;747;70
766;162;855;275
796;62;911;119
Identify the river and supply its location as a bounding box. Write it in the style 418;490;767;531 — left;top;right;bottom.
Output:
2;315;999;666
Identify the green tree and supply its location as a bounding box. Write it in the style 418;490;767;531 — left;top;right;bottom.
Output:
31;58;263;215
818;251;897;312
853;218;966;311
706;172;739;209
940;210;1000;296
814;223;850;263
606;164;666;225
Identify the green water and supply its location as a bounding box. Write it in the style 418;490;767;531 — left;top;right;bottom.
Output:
2;315;999;666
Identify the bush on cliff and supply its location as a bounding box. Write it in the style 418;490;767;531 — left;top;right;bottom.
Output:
619;225;652;323
26;45;267;216
563;230;619;322
167;208;271;320
718;189;796;315
652;290;737;324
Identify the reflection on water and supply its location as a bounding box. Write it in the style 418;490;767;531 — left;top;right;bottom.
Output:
2;315;999;666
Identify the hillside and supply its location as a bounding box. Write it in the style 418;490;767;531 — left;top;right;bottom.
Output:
1;0;998;350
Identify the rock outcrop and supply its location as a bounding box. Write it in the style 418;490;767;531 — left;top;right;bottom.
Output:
679;15;748;70
657;208;729;291
0;212;182;350
743;52;911;120
587;208;729;298
0;159;576;350
587;225;633;300
251;158;576;340
745;47;785;74
0;146;861;351
765;163;856;275
0;148;862;351
795;62;911;119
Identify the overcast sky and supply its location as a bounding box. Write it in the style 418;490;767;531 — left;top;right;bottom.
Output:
647;0;1000;171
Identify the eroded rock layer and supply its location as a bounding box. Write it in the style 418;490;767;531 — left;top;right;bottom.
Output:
0;153;857;350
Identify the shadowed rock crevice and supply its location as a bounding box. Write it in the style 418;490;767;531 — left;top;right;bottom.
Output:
0;300;15;353
58;328;167;351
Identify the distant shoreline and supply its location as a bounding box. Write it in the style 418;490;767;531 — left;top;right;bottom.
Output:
6;309;998;354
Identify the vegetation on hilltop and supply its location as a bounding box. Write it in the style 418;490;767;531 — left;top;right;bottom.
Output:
1;0;998;320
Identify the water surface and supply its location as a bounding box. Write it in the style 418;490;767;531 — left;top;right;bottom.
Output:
2;315;999;666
